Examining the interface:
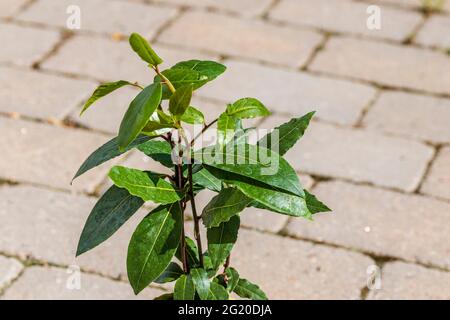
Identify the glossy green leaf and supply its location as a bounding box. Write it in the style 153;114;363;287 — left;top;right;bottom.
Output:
108;166;180;204
174;275;195;300
207;281;229;300
226;98;270;119
190;268;210;300
155;262;184;284
233;278;267;300
225;267;240;293
194;144;303;197
258;112;315;156
142;120;174;133
154;293;174;300
80;80;133;115
217;113;237;145
192;168;222;192
138;140;174;168
76;185;144;256
176;237;200;267
171;60;226;87
72;135;153;181
305;190;331;213
127;203;182;294
202;188;251;228
181;106;205;124
207;215;240;270
118;83;162;151
129;32;163;66
169;85;193;117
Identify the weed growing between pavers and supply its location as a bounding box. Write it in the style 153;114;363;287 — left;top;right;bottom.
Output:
72;33;330;300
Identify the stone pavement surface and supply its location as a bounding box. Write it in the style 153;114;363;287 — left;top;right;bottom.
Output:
0;0;449;300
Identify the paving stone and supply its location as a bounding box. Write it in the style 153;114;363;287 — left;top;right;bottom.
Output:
260;116;434;192
1;266;164;300
310;37;450;95
161;0;272;16
415;15;450;49
0;184;152;279
270;0;422;41
0;23;60;67
159;11;323;68
363;91;450;144
17;0;177;38
0;66;96;120
231;229;374;299
286;181;450;270
368;261;450;300
0;256;23;291
42;35;215;83
375;0;450;12
0;117;114;193
0;0;28;18
421;147;450;201
198;60;376;126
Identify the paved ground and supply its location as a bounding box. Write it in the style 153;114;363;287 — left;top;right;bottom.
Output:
0;0;449;300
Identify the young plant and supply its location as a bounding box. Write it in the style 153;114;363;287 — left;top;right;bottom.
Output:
73;32;331;300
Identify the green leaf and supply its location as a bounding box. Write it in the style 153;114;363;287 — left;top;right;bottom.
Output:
207;215;240;270
154;293;174;300
226;98;270;119
181;106;205;124
155;262;184;284
129;32;163;67
233;278;267;300
174;275;195;300
202;188;251;228
225;267;240;293
190;268;210;300
142;120;174;133
176;237;200;267
118;83;162;151
207;281;229;300
194;144;303;197
108;166;180;204
169;85;193;117
138;140;174;168
305;190;331;213
171;60;226;86
80;80;133;115
258;112;315;156
76;185;144;256
192;168;222;192
127;203;182;294
72;135;153;181
217;113;237;145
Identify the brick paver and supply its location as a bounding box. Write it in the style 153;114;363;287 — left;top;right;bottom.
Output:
0;23;60;67
310;37;450;95
270;0;422;42
373;0;450;12
199;60;376;125
0;117;113;193
0;256;23;291
18;0;177;38
363;91;450;144
1;266;164;300
368;262;450;300
420;147;450;201
0;66;96;120
415;15;450;49
162;0;273;17
159;11;323;68
0;0;28;18
286;181;450;270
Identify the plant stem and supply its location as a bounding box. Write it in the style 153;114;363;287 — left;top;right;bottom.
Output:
188;162;204;268
189;118;218;147
154;66;176;93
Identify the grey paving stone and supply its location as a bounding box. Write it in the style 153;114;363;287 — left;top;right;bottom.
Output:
415;15;450;49
17;0;177;38
198;60;376;126
363;91;450;144
368;261;450;300
161;0;273;16
260;116;434;192
159;11;323;68
310;37;450;95
286;181;450;270
0;256;23;291
0;66;96;120
420;146;450;201
0;22;60;67
0;0;28;18
1;266;164;300
42;35;215;83
270;0;422;41
0;117;114;193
